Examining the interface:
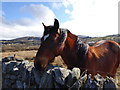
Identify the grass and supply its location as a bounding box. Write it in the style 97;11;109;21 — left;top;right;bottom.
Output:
1;50;37;61
2;44;39;52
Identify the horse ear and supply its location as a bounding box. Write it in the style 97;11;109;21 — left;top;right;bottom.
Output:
54;19;59;33
42;22;46;28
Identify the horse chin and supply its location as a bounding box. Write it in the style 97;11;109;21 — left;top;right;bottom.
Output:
34;62;47;71
36;66;47;72
40;65;48;71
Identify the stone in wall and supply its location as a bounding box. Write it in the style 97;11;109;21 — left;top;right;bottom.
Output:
2;56;117;89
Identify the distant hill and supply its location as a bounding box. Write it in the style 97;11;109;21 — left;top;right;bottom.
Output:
1;36;41;52
78;35;91;39
12;37;41;41
1;36;41;45
1;34;120;52
86;34;120;44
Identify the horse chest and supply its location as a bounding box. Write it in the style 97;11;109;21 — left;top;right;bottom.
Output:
61;52;79;68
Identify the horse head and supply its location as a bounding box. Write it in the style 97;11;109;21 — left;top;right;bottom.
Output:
34;19;67;70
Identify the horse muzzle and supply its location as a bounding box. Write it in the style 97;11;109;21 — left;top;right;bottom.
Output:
34;61;48;71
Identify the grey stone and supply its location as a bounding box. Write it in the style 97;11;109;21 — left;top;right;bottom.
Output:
2;57;117;89
2;57;10;62
13;67;19;71
39;72;54;88
16;59;23;62
93;74;105;88
2;56;14;62
7;61;17;67
65;73;77;88
2;79;13;88
52;68;66;86
10;75;17;80
71;68;80;79
12;83;17;88
65;68;81;88
4;74;10;79
69;74;87;89
16;81;23;88
22;60;29;65
17;74;22;80
103;77;117;89
2;62;8;74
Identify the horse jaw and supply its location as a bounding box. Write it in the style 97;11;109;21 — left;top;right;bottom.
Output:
34;56;49;71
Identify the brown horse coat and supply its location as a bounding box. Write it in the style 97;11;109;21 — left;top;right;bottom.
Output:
35;19;120;78
61;31;120;77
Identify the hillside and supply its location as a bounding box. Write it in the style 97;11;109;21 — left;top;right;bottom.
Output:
86;34;120;44
1;37;41;45
1;34;120;52
1;36;41;52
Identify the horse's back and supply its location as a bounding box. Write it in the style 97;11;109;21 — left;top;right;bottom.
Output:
87;40;120;77
107;40;120;53
101;40;120;62
91;40;120;61
93;40;120;53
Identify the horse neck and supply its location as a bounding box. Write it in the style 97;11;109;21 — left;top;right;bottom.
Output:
60;31;88;69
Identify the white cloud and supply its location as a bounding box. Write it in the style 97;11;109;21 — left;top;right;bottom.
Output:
52;2;63;9
21;4;56;25
62;0;72;8
65;9;71;14
61;0;119;37
14;18;34;26
1;4;56;40
0;21;44;40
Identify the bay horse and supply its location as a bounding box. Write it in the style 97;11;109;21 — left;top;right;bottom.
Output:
34;19;120;78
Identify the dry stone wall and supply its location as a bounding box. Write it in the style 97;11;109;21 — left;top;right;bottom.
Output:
2;56;117;89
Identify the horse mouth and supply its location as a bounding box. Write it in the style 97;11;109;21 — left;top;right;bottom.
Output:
40;64;48;70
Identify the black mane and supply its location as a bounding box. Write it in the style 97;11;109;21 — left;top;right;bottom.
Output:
58;28;68;45
76;37;89;59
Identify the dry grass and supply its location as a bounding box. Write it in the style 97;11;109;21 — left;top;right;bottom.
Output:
1;50;37;61
2;44;39;52
1;50;120;87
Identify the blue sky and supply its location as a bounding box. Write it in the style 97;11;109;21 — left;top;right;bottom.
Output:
1;0;119;40
2;2;72;23
3;2;34;20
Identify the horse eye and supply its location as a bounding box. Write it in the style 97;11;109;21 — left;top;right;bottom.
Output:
41;37;44;42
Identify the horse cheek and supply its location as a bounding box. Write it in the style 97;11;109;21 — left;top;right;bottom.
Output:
56;44;65;55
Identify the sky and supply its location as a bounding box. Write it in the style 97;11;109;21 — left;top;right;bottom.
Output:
0;0;120;40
